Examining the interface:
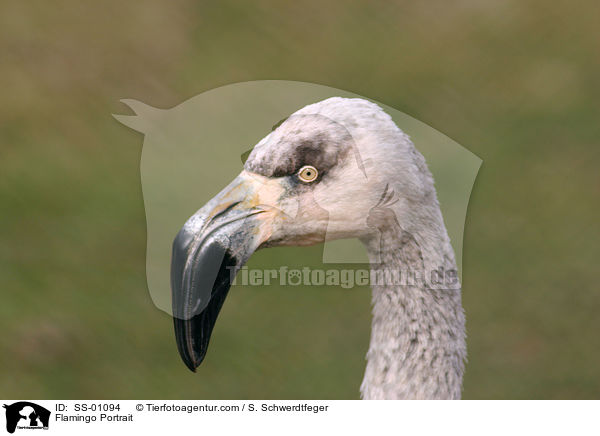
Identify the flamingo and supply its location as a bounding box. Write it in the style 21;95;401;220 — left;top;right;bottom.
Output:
171;97;466;399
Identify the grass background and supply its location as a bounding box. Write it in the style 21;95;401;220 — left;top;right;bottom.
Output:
1;0;598;399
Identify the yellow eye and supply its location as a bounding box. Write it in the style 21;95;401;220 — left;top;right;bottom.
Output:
298;165;318;183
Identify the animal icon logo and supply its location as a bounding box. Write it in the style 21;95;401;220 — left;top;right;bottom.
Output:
2;402;50;433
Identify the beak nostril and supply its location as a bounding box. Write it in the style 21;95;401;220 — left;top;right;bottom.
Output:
212;201;242;221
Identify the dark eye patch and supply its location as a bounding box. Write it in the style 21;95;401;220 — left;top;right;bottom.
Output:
268;136;337;179
292;142;323;172
245;114;354;179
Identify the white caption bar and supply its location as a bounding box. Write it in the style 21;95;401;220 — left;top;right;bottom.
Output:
1;400;597;435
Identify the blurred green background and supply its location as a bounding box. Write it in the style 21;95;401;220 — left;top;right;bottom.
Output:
1;0;598;399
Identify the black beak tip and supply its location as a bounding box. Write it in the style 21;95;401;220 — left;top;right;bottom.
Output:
173;316;205;373
181;353;201;373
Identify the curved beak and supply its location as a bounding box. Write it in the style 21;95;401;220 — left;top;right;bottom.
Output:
171;171;283;371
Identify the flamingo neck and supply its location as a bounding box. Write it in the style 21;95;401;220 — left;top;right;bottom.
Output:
360;220;466;399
